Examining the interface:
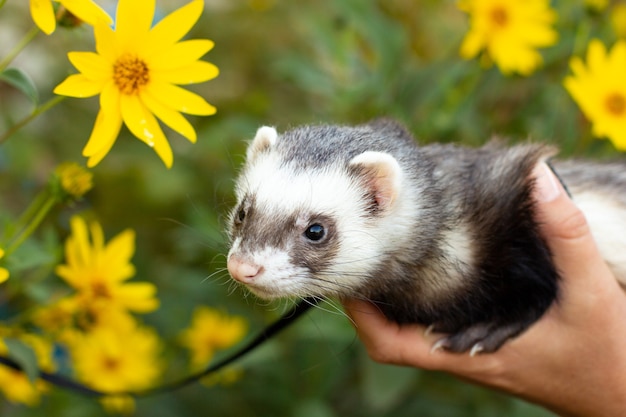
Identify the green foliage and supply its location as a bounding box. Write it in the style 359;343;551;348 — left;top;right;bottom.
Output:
0;69;38;105
0;0;621;415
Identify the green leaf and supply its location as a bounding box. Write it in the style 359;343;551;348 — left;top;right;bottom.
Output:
0;68;39;105
3;338;40;383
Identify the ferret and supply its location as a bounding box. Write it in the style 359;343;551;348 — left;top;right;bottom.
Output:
226;119;626;354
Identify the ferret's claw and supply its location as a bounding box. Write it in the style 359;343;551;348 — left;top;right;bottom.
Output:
469;343;484;357
424;324;435;337
430;338;448;355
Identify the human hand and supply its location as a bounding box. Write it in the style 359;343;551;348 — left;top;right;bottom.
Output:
342;163;626;417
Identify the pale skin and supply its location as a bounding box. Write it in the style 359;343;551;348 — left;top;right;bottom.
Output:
342;163;626;417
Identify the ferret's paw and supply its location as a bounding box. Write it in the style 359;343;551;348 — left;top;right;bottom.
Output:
436;321;526;354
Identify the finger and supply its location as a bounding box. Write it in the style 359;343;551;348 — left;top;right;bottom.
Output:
343;299;480;371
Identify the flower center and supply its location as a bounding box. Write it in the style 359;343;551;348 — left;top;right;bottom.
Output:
113;55;150;95
605;93;626;116
91;281;111;299
103;356;120;371
490;6;509;27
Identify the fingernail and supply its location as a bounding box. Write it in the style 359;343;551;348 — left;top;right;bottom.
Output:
533;163;561;202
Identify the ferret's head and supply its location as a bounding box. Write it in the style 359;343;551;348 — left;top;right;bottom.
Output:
226;124;423;300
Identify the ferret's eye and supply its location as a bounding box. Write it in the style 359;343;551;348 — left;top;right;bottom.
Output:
304;224;325;241
236;207;246;223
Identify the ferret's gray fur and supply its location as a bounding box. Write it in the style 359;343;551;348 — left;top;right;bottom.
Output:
226;119;626;353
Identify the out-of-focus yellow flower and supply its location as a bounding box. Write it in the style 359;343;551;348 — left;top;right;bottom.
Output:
458;0;558;75
179;306;247;369
29;0;112;35
0;335;55;406
54;162;93;198
54;0;218;168
100;395;136;416
32;297;79;335
0;249;8;284
55;216;159;316
70;316;162;392
564;39;626;151
612;4;626;38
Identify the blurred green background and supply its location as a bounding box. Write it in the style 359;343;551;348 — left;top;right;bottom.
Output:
0;0;622;415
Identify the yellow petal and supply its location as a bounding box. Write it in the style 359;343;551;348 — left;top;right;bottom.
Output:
70;216;91;267
459;31;484;60
94;23;118;63
149;40;214;71
115;0;154;48
30;0;55;35
119;95;174;167
67;52;112;81
117;283;159;312
155;61;219;85
104;229;135;268
60;0;113;27
146;0;204;52
146;82;216;115
83;85;122;162
587;39;607;74
54;74;104;98
141;90;197;142
0;268;9;284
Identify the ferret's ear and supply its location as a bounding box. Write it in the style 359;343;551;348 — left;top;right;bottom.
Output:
349;151;402;212
247;126;277;161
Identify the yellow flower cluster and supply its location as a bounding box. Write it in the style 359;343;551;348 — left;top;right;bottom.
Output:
459;0;626;151
564;40;626;151
26;216;162;407
53;0;218;168
179;306;248;375
458;0;558;76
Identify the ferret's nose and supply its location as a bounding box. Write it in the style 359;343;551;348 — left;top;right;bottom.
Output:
227;256;263;283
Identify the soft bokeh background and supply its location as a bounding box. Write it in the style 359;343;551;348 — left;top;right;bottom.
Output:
0;0;622;415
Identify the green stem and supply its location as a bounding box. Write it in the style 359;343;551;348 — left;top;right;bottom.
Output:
5;194;57;257
0;27;40;73
7;190;50;243
0;0;7;10
0;95;65;145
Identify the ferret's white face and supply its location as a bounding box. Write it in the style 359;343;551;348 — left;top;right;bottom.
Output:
226;126;412;300
227;153;383;299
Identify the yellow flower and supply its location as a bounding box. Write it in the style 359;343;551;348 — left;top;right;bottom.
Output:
55;216;159;315
54;162;94;198
69;316;162;392
458;0;558;75
179;306;247;369
54;0;219;168
100;395;136;416
0;335;55;406
564;39;626;151
30;0;112;35
0;249;8;284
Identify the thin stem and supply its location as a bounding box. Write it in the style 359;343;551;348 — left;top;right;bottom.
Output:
0;95;66;145
8;190;50;242
0;27;40;73
5;194;57;257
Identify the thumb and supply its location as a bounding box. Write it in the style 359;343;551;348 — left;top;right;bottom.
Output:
532;162;609;285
